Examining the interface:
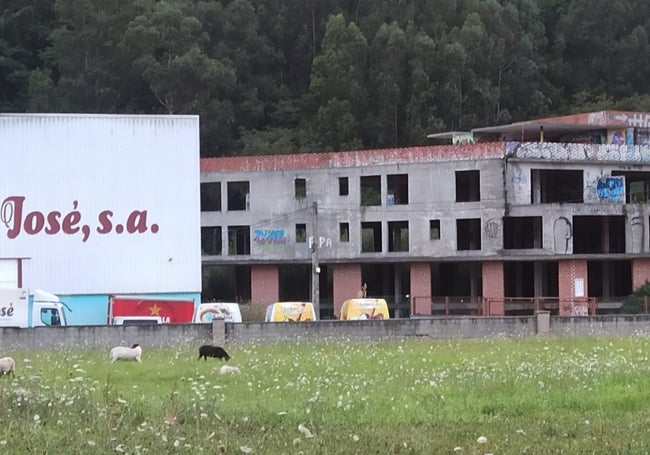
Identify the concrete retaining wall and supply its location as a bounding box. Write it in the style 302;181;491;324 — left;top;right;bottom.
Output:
3;315;650;351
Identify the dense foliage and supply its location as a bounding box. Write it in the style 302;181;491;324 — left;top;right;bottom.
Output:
2;0;650;156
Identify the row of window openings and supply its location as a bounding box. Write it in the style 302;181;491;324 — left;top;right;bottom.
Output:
201;171;482;211
202;169;650;212
202;215;631;255
202;219;473;255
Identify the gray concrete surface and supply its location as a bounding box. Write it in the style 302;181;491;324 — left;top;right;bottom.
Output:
3;314;650;352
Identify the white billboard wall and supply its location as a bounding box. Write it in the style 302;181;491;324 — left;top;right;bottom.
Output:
0;114;201;295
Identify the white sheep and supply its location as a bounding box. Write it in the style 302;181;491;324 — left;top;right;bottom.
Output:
219;365;241;375
110;344;142;363
0;357;15;375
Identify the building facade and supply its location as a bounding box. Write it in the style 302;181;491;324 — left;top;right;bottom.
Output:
200;111;650;318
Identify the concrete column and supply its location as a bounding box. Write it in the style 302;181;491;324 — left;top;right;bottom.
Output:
410;262;432;316
558;259;588;316
211;319;225;345
333;264;362;316
482;261;504;316
536;311;550;337
250;265;279;308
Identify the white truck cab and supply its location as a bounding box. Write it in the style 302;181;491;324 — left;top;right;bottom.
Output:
0;289;68;328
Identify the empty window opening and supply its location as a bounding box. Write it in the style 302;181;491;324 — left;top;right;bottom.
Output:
295;178;306;198
588;260;632;304
531;169;583;203
455;170;480;202
360;175;381;206
227;181;250;211
228;225;250;255
573;216;625;254
504;261;558;299
340;222;350;242
612;171;650;203
503;217;543;249
387;174;408;205
432;262;482;297
201;226;222;255
296;223;307;243
339;177;349;196
361;222;382;252
201;182;221;211
388;221;409;252
456;218;481;251
430;220;441;240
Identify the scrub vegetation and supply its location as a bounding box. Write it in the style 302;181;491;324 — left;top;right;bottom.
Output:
1;337;650;454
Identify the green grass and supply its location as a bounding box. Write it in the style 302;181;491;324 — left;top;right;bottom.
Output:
2;337;650;454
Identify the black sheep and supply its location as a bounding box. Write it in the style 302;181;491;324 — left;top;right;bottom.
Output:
198;345;231;361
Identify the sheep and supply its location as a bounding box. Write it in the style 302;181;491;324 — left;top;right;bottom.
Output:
110;344;142;363
0;357;15;376
219;365;241;375
198;345;231;361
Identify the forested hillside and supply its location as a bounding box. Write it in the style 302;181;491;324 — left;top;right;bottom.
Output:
2;0;650;156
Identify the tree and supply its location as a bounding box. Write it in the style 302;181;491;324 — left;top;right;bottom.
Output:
309;14;368;151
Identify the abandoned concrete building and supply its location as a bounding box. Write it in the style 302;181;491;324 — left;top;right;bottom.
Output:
200;110;650;318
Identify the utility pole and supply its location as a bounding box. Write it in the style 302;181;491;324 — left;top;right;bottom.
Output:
311;201;320;319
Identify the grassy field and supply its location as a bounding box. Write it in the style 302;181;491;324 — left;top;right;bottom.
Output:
1;337;650;454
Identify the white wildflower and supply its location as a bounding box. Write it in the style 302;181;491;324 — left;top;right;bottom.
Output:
453;447;463;452
352;435;360;442
477;436;487;444
33;415;40;422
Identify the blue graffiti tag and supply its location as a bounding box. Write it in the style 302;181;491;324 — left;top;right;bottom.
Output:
596;177;624;203
254;229;288;246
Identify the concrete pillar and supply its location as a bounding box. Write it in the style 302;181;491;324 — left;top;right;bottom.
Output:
333;264;362;316
250;265;279;309
536;311;550;337
482;261;504;316
211;319;225;346
410;262;432;316
558;259;588;316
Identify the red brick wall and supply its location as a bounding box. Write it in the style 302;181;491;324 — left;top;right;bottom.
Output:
333;264;362;316
632;258;650;290
558;259;588;316
410;263;432;316
482;262;504;316
250;265;279;307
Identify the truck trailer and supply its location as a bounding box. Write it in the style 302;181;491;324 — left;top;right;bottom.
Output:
108;295;196;325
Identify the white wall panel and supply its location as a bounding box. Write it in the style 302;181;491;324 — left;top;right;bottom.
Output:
0;114;201;294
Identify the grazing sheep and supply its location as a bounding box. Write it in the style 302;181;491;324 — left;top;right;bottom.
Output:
198;345;231;361
219;365;241;375
0;357;15;375
110;344;142;363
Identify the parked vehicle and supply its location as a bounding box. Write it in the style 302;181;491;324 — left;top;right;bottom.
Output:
0;289;69;328
340;298;390;320
108;295;196;325
265;302;316;322
193;302;242;323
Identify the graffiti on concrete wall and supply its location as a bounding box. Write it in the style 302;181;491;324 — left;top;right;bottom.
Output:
631;216;645;254
309;236;332;249
254;229;288;247
595;176;625;203
553;217;572;254
483;218;500;239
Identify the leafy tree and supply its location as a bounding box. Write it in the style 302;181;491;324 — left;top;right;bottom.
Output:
309;13;368;151
0;0;56;111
